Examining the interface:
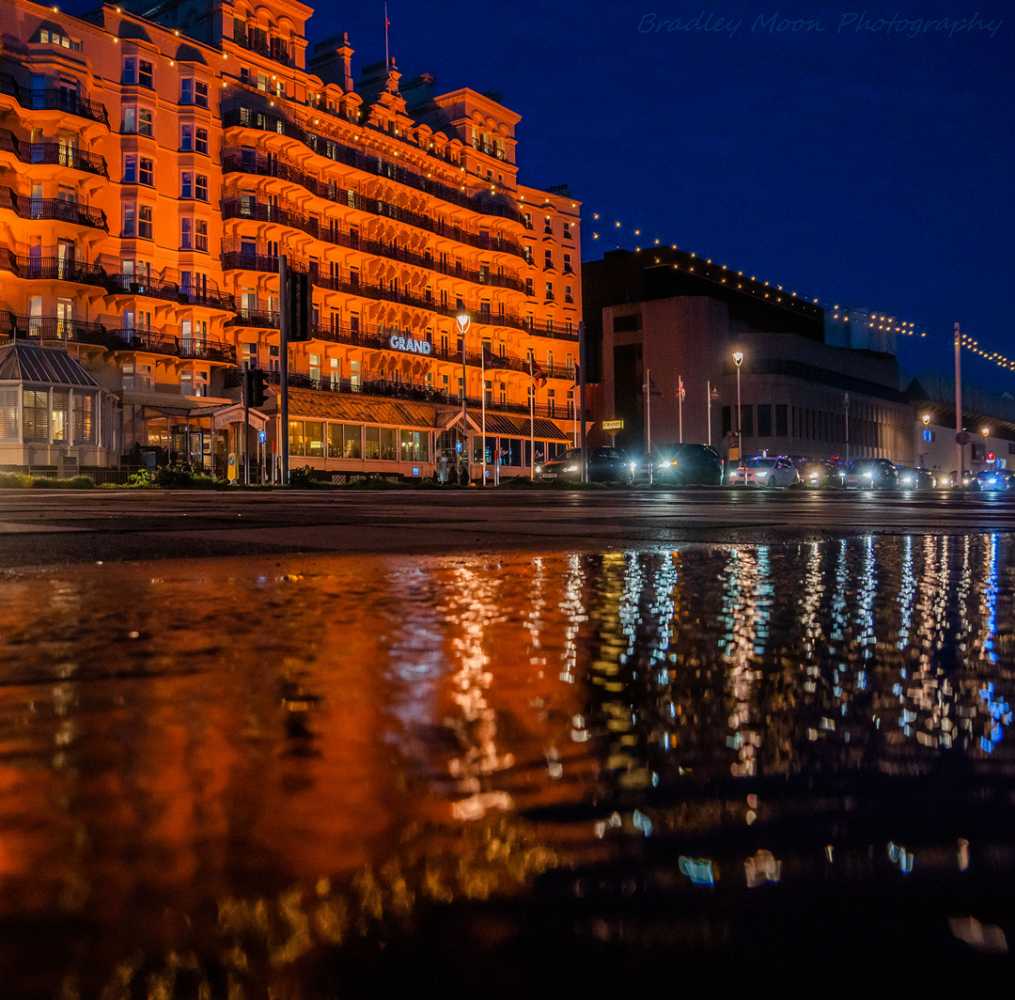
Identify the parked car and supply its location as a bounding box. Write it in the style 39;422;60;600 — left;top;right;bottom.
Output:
726;456;800;488
845;459;899;489
537;447;633;484
800;460;847;489
897;467;935;490
974;470;1010;492
640;443;723;485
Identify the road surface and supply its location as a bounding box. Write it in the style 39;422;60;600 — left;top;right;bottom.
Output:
2;486;1014;566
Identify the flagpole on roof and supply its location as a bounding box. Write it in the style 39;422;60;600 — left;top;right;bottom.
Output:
384;1;391;69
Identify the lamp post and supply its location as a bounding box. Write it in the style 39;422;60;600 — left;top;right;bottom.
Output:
456;311;471;483
732;351;744;461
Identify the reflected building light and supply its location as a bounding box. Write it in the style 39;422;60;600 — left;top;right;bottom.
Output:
678;855;716;887
745;849;782;888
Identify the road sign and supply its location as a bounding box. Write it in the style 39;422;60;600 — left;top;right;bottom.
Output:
956;431;971;446
602;419;624;432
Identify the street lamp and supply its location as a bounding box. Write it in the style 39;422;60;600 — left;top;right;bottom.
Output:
732;351;744;461
921;413;931;427
981;426;991;438
456;312;471;483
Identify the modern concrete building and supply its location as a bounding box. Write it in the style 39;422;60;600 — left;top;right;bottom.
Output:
584;248;914;463
0;0;581;479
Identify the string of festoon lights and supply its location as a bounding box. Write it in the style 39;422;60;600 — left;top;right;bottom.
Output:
586;211;929;338
959;332;1015;374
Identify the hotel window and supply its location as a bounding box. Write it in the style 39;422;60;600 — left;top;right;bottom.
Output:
523;245;533;264
381;428;397;460
547;389;556;417
309;354;321;386
499;382;506;405
138;205;153;239
123;154;137;183
180;78;209;108
523;213;532;230
196;175;208;201
181;217;193;249
122;105;153;135
195;127;208;154
563;221;573;240
269;345;280;372
364;427;380;460
563;253;573;274
350;359;361;391
329;357;340;388
288;421;307;456
400;431;427;462
56;298;73;338
544;249;553;269
121;57;153;87
77;393;95;444
543;216;552;235
181;172;194;198
139;157;153;185
242;343;257;369
305;422;325;457
525;277;534;297
23;390;49;441
545;282;555;301
194;219;208;252
51;390;69;443
122;202;136;237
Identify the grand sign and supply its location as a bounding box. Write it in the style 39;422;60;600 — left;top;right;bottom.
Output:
389;334;433;356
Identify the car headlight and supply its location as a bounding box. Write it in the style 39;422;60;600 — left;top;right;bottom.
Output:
535;464;543;474
563;464;579;473
629;461;637;472
902;475;914;486
755;471;769;479
657;459;676;470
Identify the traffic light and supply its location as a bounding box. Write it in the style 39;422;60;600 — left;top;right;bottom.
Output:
285;269;311;342
243;367;267;407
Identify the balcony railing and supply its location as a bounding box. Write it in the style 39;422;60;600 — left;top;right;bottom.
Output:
222;199;527;293
0;74;109;126
222;250;540;336
103;273;236;311
232;30;295;67
222;150;528;260
0;313;236;364
0;188;106;228
224;309;578;380
1;251;108;286
222;106;526;227
260;370;567;419
0;130;107;176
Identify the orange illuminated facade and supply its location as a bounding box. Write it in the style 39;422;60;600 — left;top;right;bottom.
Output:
0;0;581;479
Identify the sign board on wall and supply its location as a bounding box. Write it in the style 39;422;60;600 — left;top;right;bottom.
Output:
602;419;625;432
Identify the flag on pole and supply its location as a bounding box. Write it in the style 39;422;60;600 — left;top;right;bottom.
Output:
531;360;548;388
483;345;509;370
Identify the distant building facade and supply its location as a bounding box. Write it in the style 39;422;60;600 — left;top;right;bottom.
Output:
584;248;914;463
0;0;581;478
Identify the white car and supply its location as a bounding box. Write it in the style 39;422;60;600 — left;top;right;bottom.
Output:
727;456;800;488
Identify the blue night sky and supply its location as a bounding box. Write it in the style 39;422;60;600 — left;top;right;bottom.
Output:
79;1;1014;390
315;1;1013;391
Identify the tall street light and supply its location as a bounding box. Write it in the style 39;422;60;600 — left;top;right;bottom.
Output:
456;311;471;481
732;351;744;461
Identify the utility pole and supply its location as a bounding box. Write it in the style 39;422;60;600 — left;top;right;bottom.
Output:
706;380;712;447
279;254;289;486
954;321;963;478
242;369;250;486
644;365;653;484
844;392;850;464
457;311;471;483
677;374;685;444
578;321;588;484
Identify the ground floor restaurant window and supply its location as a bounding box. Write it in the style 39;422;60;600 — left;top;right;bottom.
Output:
289;421;429;463
0;388;18;440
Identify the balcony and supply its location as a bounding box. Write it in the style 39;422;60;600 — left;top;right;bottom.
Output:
1;251;107;286
0;74;109;126
262;370;565;419
0;188;106;229
232;30;295;67
0;313;236;364
221;108;528;228
0;130;107;176
103;273;236;311
222;199;527;292
222;250;538;335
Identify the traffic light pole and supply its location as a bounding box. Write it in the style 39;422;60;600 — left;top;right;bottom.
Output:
279;254;290;487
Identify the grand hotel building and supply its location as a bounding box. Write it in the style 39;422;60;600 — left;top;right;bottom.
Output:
0;0;581;479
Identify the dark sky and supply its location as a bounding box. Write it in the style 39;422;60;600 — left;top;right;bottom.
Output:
320;1;1013;391
82;1;1014;390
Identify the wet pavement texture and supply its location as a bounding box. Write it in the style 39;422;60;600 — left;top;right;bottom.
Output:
4;488;1015;566
1;535;1014;994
